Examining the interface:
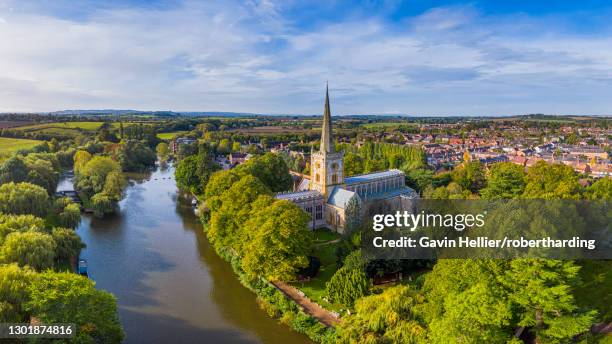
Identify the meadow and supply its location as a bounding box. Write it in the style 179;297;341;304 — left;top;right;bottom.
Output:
157;131;188;140
0;137;42;154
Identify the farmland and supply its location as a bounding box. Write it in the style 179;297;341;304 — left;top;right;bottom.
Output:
0;137;42;154
157;131;188;140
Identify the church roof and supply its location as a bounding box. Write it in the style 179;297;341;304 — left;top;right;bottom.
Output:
275;190;323;202
320;83;335;154
362;186;417;201
345;169;404;184
297;178;310;191
327;187;357;209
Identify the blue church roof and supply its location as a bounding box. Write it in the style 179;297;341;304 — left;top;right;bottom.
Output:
361;186;416;201
344;169;404;184
327;187;357;209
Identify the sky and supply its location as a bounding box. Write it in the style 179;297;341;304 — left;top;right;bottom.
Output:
1;0;612;116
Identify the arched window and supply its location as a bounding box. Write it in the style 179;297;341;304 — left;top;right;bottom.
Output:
315;173;320;182
332;173;338;184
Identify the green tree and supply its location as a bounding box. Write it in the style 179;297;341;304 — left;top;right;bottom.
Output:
91;193;115;217
51;227;85;262
59;202;82;229
76;156;121;196
0;156;28;184
0;182;50;217
0;264;34;322
175;143;219;195
156;142;169;160
102;171;125;201
26;272;124;343
73;150;92;174
406;169;434;193
336;285;426;344
217;138;231;154
0;213;46;245
523;161;581;199
326;266;370;307
423;259;513;344
585;177;612;200
344;152;364;176
231;141;242;152
452;161;486;193
208;175;270;251
480;162;526;199
204;170;241;212
1;231;56;271
236;153;293;192
118;140;156;172
502;259;596;343
240;198;313;281
24;156;59;194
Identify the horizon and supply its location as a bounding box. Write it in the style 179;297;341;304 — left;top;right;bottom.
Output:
1;1;612;115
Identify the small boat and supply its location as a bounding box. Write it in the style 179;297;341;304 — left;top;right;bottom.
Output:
78;259;88;276
191;198;198;207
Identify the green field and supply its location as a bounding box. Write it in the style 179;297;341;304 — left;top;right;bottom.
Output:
292;232;343;312
0;137;43;154
157;131;188;140
362;122;416;129
16;121;105;131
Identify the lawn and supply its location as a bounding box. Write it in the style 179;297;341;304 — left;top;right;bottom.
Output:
0;137;43;154
157;131;188;140
292;241;344;312
312;228;341;244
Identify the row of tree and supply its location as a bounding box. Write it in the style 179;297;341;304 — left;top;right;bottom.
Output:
0;148;124;342
203;154;312;281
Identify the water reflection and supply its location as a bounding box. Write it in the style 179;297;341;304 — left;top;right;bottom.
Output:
73;165;312;344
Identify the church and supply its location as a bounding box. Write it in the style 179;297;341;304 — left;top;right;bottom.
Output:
276;86;417;233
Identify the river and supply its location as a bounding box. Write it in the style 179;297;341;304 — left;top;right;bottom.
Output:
61;165;312;344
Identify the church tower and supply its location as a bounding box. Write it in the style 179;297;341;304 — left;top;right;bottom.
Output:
310;84;344;196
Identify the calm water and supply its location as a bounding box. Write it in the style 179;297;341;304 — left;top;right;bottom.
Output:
68;165;311;344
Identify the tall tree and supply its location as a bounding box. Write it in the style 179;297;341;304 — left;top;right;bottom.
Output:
0;182;50;217
523;161;581;199
1;231;56;271
26;272;124;343
480;162;526;199
240;198;313;281
336;285;426;344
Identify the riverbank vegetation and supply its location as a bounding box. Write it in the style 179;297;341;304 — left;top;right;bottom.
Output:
0;144;124;342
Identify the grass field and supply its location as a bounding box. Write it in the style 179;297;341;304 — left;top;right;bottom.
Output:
0;137;43;154
292;233;343;312
157;131;188;139
16;121;105;131
362;122;416;129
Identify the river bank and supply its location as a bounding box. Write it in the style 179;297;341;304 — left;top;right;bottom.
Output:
68;164;313;343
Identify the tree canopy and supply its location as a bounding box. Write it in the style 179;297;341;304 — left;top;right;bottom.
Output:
241;198;313;281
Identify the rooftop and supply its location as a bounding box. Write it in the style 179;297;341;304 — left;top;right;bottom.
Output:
275;190;323;202
327;187;357;209
345;169;404;184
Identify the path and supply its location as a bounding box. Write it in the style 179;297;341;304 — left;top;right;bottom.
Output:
271;281;340;327
313;238;341;247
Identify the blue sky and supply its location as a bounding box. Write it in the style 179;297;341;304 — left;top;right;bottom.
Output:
1;0;611;115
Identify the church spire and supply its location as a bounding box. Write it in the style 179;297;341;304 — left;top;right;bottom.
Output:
320;82;335;154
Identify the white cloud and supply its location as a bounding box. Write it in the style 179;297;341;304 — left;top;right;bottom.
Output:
0;1;611;115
